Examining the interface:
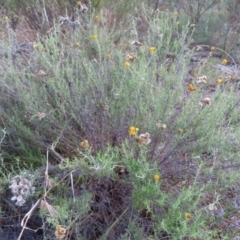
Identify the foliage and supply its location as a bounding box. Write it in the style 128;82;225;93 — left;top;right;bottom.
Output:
0;1;240;239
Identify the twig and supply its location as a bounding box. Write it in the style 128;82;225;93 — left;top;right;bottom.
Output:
0;128;7;145
42;0;50;28
99;207;129;240
17;199;41;240
196;44;236;65
50;142;66;163
70;171;76;202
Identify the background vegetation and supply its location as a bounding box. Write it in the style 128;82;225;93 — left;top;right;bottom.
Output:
0;0;240;239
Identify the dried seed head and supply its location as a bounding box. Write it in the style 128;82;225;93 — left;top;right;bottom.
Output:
198;102;204;107
202;97;211;105
80;140;89;149
185;213;192;220
136;133;151;146
208;203;217;211
196;75;207;84
126;53;137;61
135;137;145;146
38;70;46;77
144;132;150;139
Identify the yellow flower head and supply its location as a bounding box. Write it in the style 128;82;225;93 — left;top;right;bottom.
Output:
95;15;100;20
173;11;179;16
124;61;131;67
154;174;160;181
149;46;156;54
91;35;98;40
4;16;9;21
80;140;89;149
217;78;223;84
77;1;81;6
129;126;139;136
185;213;192;220
106;54;111;60
188;83;196;91
222;59;228;65
179;128;184;133
210;46;215;51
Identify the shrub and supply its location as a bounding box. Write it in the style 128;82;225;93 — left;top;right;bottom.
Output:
0;2;240;239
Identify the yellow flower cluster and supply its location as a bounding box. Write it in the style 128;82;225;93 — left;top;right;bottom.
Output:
129;126;139;136
188;83;196;91
129;126;151;146
55;225;66;239
149;46;156;54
